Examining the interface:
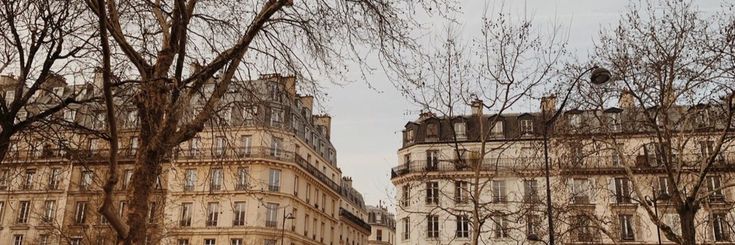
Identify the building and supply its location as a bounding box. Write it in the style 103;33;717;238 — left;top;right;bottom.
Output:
339;177;371;245
391;96;735;245
0;73;371;245
367;204;395;245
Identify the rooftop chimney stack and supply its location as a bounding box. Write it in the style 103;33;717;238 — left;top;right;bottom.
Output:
284;76;297;99
300;96;314;112
541;95;557;114
619;90;634;109
471;99;483;117
342;177;352;188
313;114;332;140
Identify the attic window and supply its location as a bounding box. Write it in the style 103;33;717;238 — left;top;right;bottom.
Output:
608;113;621;132
491;121;503;137
426;123;439;138
453;122;466;140
569;114;582;128
694;109;710;128
520;119;533;135
405;129;415;143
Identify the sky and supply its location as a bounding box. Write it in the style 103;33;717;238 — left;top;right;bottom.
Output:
324;0;723;209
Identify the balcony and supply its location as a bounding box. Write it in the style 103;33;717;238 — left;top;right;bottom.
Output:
339;208;371;232
391;158;544;179
265;220;278;228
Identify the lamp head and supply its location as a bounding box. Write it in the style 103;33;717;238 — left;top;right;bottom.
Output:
590;67;612;85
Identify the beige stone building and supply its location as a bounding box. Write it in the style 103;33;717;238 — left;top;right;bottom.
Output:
366;204;395;245
391;97;735;245
0;73;371;245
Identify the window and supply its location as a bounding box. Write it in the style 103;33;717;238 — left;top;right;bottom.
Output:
453;122;466;139
236;168;248;190
526;215;540;236
405;129;415;143
377;229;383;241
0;169;8;189
658;176;672;198
571;178;591;204
74;201;87;224
456;215;470;238
148;202;157;223
402;217;410;240
569;114;582;128
619;214;635;241
713;213;729;241
266;203;279;228
190;137;202;155
94;113;105;129
126;110;137;128
270;137;283;157
426;150;439;170
39;234;49;245
574;215;594;242
263;240;277;245
426;215;439;238
293;175;300;197
210;168;223;191
204;239;216;245
270;107;284;127
613;178;631;203
206;202;219;226
491;121;503;137
233;202;246;226
306;183;312;203
47;168;60;190
80;170;93;191
268;169;281;192
22;169;35;190
494;216;508;238
708;176;725;202
425;182;439;205
122;169;133;189
492;180;507;203
231;239;243;245
241;135;252;155
455;181;469;204
118;201;126;220
269;83;281;101
5;90;14;103
426;123;439;138
242;105;258;122
214;136;226;156
608;113;621;131
304;214;310;236
178;239;189;245
524;179;539;202
179;203;192;226
184;169;196;191
401;184;411;206
13;235;23;245
520;119;534;135
17;201;30;224
43;200;55;223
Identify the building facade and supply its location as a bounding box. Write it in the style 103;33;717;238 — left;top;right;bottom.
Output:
0;73;370;245
367;205;395;245
391;96;735;245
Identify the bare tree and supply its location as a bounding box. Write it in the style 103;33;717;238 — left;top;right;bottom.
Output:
392;9;566;244
554;1;735;244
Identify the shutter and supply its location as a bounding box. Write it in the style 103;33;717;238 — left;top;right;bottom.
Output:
566;179;574;200
609;178;616;204
590;178;597;203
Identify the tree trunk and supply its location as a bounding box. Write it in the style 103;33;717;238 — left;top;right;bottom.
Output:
678;202;699;245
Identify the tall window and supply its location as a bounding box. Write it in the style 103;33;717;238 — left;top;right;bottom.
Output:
713;213;729;241
426;215;439;238
231;239;243;245
80;170;93;191
405;129;415;143
658;176;672;197
520;119;533;135
402;217;410;240
401;184;411;206
74;201;87;224
39;234;49;245
526;215;540;236
48;168;60;190
233;202;246;226
241;135;252;155
130;137;139;154
494;216;508;238
179;203;192;227
43;200;55;223
270;107;284;127
22;169;35;190
708;175;724;202
126;110;137;128
204;239;216;245
206;202;219;226
492;180;507;203
242;105;258;122
148;202;157;223
236;168;248;190
122;170;133;189
491;121;503;137
178;239;189;245
13;235;22;245
0;169;8;190
426;150;439;170
268;169;281;192
294;176;300;196
214;136;226;156
190;137;202;155
265;203;279;228
184;169;196;191
210;168;223;191
524;179;539;202
453;122;467;140
426;123;439;138
608;112;621;131
614;177;631;203
270;137;283;157
17;201;30;224
377;229;383;241
455;181;468;204
456;215;470;238
619;214;635;241
425;182;439;205
574;215;593;241
571;178;591;204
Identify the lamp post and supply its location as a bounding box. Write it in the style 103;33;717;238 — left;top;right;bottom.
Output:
543;66;612;245
281;210;295;245
645;190;663;245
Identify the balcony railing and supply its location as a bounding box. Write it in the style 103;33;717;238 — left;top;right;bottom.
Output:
339;208;371;232
391;158;544;178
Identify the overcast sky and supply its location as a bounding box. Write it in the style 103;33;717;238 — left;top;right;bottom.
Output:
324;0;723;209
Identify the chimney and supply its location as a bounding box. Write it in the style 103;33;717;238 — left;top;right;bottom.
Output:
471;99;483;116
418;110;434;120
342;177;352;188
93;67;104;89
190;62;202;75
284;76;297;99
619;90;634;109
300;95;314;112
313;114;332;140
541;95;557;114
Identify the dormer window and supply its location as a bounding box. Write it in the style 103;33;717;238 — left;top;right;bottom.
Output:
269;83;281;102
405;129;415;143
520;119;533;135
694;109;710;128
608;113;621;132
569;114;582;128
426;123;439;139
242;105;258;122
453;122;466;140
491;121;503;137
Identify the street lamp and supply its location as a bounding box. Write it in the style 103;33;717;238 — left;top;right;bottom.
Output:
543;66;612;245
281;211;295;245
